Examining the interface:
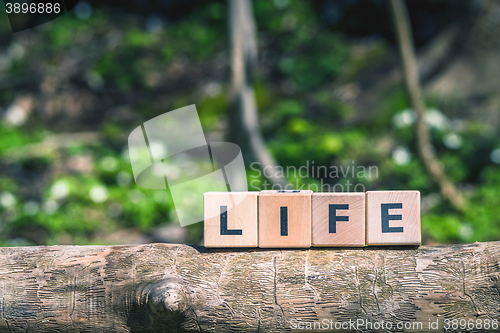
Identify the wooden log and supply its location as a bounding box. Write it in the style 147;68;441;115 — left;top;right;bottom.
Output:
0;242;499;332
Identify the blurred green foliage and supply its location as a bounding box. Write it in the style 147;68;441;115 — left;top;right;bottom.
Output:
0;0;500;246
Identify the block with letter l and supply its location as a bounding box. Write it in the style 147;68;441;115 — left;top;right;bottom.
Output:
366;190;421;245
258;190;312;248
204;192;258;247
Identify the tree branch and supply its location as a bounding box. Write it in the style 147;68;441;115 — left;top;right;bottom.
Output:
0;242;499;332
227;0;286;187
388;0;467;212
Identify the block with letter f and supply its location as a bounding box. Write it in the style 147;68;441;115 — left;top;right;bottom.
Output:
312;192;365;247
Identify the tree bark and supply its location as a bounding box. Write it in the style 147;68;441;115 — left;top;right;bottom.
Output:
0;242;499;332
388;0;467;213
227;0;286;187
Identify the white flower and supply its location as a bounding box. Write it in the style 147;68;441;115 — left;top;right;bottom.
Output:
458;224;473;241
50;180;70;200
43;200;59;215
443;133;463;150
4;104;27;126
0;192;16;208
202;81;221;98
89;185;108;203
392;146;411;166
394;108;450;130
393;109;416;128
491;148;500;164
149;141;167;159
100;156;118;171
425;108;448;130
7;43;24;60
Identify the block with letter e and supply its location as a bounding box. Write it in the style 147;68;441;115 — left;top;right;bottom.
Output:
258;190;312;248
366;191;421;245
312;192;365;247
204;192;258;247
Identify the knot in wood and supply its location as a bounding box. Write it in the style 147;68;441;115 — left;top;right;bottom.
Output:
146;278;187;315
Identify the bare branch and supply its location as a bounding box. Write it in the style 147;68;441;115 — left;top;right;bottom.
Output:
227;0;286;187
388;0;467;212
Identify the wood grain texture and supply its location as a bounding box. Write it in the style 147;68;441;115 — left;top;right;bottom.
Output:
366;191;421;245
312;192;365;247
258;190;312;248
0;242;500;332
204;192;258;247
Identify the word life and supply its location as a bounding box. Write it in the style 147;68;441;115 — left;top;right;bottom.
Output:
204;190;420;248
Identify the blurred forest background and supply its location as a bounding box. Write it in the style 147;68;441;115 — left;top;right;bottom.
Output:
1;0;500;246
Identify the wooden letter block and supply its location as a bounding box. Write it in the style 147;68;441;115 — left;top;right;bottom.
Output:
366;191;421;245
258;190;312;248
204;192;258;248
312;192;365;247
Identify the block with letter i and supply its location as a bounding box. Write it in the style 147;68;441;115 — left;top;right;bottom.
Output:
366;191;421;245
258;190;312;248
203;192;258;248
312;192;365;247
